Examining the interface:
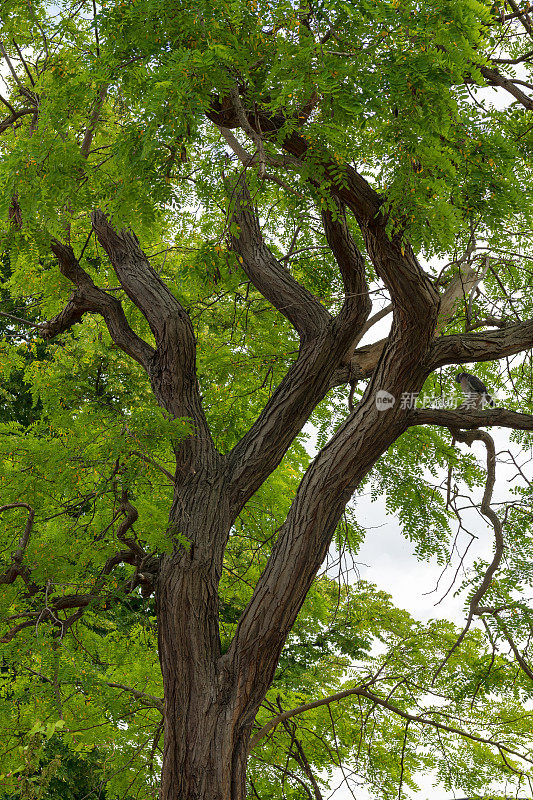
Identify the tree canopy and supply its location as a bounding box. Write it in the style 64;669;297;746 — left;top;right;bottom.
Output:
2;0;533;798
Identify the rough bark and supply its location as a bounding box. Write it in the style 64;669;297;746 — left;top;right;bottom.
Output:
39;177;443;800
157;470;247;800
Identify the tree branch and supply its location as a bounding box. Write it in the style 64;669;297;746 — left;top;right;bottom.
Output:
225;298;436;713
226;185;374;507
250;684;531;767
408;407;533;432
107;682;163;713
501;0;533;38
90;211;189;345
328;258;484;388
0;107;35;134
228;177;331;340
433;430;504;678
0;542;150;643
11;39;35;87
0;39;24;89
0;503;38;591
41;239;155;370
91;212;211;433
429;317;533;370
80;84;107;158
478;64;533;111
320;199;371;330
129;450;175;483
0;310;40;328
208;96;439;322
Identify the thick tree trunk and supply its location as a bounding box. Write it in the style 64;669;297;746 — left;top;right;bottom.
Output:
157;469;253;800
158;559;250;800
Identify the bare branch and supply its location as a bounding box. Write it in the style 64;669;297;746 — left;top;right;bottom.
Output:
11;39;35;87
115;491;143;557
218;126;254;165
436;260;482;335
408;407;533;432
429;317;533;369
217;126;305;196
250;684;531;767
0;39;24;89
433;430;504;678
229;85;267;177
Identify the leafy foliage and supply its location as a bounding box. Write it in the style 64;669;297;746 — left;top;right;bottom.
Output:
2;0;533;798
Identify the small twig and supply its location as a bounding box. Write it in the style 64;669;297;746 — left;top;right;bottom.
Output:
0;310;40;328
433;429;504;681
11;39;35;86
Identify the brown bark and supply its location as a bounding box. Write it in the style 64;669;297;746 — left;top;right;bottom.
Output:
156;471;249;800
38;176;443;800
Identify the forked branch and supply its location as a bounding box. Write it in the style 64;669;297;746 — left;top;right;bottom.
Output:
41;240;154;370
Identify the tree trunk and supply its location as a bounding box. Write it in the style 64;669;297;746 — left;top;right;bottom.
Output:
155;308;437;799
157;472;252;800
157;555;251;800
158;568;249;799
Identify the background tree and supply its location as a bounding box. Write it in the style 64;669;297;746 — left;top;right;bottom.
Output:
2;0;533;798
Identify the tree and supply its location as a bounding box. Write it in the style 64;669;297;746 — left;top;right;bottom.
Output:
2;0;533;797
